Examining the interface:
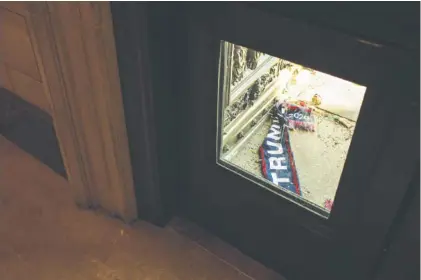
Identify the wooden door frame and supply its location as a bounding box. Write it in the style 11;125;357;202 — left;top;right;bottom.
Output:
21;2;138;222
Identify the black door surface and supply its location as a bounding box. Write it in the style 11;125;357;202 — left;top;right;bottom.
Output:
174;4;419;280
111;3;419;280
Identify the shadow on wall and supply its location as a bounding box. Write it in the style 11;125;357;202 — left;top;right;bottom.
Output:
0;87;66;178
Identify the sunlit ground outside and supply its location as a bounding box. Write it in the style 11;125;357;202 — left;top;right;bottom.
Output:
220;42;366;213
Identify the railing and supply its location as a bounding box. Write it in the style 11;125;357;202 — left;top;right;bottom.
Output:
220;42;292;158
229;56;279;104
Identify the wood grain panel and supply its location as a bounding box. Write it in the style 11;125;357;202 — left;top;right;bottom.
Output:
28;2;137;222
48;2;111;211
8;68;51;114
0;1;28;16
27;2;91;208
0;7;41;81
0;63;13;91
79;2;137;221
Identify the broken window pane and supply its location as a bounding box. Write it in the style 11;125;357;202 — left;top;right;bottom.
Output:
218;40;367;217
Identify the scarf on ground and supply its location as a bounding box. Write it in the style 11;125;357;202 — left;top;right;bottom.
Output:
259;109;301;195
259;102;316;195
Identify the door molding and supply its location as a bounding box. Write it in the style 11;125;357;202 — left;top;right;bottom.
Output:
26;2;137;222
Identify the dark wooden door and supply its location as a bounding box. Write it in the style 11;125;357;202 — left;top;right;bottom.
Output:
110;2;419;279
175;3;419;280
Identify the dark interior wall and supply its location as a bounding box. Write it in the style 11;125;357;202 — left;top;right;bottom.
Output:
0;87;66;178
